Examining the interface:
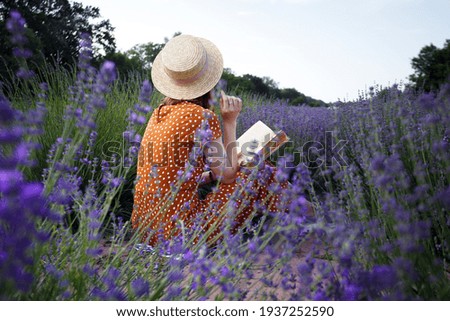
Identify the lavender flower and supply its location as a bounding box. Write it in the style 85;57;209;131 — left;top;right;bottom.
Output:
6;11;27;45
0;98;58;297
131;278;150;297
139;80;153;104
3;9;450;301
91;267;126;300
6;11;35;80
418;92;435;111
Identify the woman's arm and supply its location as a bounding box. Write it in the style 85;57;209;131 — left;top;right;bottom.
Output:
206;91;242;184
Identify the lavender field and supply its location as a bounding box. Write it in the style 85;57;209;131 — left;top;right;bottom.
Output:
1;12;449;300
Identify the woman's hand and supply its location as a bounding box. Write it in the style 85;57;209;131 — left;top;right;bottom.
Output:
204;91;241;184
220;90;242;123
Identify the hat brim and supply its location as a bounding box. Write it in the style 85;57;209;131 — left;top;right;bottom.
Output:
151;37;223;100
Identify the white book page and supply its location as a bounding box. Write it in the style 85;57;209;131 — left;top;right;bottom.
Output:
236;120;276;154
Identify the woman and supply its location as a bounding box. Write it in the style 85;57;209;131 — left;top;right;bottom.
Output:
131;35;286;246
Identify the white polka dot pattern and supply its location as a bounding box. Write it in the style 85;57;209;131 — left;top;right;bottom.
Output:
131;101;283;245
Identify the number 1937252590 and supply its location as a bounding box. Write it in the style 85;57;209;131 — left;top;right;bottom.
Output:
259;306;334;317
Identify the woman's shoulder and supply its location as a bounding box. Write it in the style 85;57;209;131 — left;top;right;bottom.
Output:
178;101;216;118
181;101;203;111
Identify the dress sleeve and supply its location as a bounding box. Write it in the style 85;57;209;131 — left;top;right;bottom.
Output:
205;110;222;140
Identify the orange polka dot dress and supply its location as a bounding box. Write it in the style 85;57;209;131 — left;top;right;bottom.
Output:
131;101;283;245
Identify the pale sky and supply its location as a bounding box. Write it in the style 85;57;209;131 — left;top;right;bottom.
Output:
77;0;450;102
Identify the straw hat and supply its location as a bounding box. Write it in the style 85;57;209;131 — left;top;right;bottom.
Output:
151;34;223;100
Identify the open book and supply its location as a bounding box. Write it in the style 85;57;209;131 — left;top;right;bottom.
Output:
237;120;289;166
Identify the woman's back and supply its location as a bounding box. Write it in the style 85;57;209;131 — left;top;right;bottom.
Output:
132;101;221;244
135;101;221;195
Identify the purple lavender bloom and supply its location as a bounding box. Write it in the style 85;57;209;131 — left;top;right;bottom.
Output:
15;66;35;80
78;33;93;70
220;266;232;278
435;187;450;210
12;47;32;59
370;154;385;171
99;61;117;86
48;175;81;205
82;264;98;277
418;92;435;110
0;99;17;124
90;267;126;300
313;290;329;300
164;285;183;299
0;172;58;295
86;248;102;257
128;112;146;125
184;250;195;263
369;265;398;290
139;80;153;104
6;11;27;45
6;11;36;80
0;43;60;296
131;278;150;297
167;269;184;283
342;282;362;300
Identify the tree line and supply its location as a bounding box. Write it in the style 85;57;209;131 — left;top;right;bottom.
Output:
409;39;450;92
1;0;449;104
0;0;115;78
97;33;329;106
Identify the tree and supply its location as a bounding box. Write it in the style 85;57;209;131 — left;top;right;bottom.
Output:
409;39;450;92
125;32;182;71
221;69;327;106
279;88;301;101
242;74;273;97
0;0;115;82
125;42;164;71
103;51;146;79
221;68;254;94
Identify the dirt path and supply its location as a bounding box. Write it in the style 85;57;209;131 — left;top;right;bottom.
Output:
98;233;332;300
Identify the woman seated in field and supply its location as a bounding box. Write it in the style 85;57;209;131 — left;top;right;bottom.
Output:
131;35;307;247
